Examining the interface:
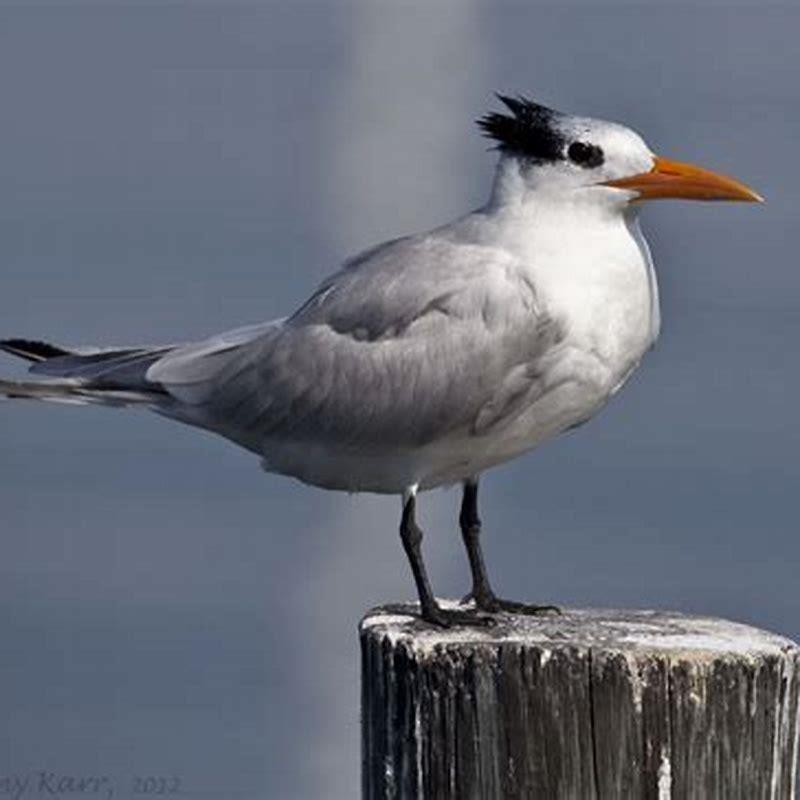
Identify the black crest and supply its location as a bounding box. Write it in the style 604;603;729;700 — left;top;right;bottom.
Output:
477;94;566;163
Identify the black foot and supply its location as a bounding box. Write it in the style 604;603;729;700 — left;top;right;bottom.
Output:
420;606;496;629
472;594;561;616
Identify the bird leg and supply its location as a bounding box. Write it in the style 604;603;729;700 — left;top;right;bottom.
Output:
400;490;492;628
460;479;560;616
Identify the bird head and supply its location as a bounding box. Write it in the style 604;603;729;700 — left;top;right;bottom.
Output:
479;95;762;208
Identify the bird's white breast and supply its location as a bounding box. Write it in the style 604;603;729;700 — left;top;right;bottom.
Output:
507;204;660;394
420;202;662;484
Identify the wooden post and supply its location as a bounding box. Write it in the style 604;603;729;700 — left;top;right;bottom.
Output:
360;605;800;799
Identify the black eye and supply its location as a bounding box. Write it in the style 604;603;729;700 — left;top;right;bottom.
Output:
568;141;604;168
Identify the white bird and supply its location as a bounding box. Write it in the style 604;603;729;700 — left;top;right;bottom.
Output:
0;96;761;626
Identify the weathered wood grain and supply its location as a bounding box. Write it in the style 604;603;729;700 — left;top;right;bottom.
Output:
360;606;800;799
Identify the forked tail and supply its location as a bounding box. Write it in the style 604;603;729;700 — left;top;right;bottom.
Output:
0;338;172;407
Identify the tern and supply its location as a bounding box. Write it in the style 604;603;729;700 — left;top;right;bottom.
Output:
0;96;761;626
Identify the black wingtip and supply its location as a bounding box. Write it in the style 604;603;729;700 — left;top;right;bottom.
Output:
0;338;71;363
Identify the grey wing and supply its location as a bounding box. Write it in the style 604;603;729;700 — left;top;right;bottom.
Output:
147;235;563;453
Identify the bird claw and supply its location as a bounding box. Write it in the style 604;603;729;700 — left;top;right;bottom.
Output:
475;595;561;617
421;607;497;629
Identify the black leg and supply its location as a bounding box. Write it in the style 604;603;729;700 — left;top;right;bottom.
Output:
459;478;560;616
400;493;442;624
400;490;492;628
459;480;494;605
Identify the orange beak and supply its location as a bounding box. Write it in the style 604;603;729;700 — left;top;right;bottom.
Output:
603;156;763;203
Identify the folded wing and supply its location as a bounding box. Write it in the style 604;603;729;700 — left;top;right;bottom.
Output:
148;234;564;454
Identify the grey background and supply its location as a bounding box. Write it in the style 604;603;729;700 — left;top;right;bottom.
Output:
0;1;797;798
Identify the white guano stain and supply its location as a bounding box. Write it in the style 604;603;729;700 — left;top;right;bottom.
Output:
658;751;671;799
625;652;643;714
360;606;799;661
